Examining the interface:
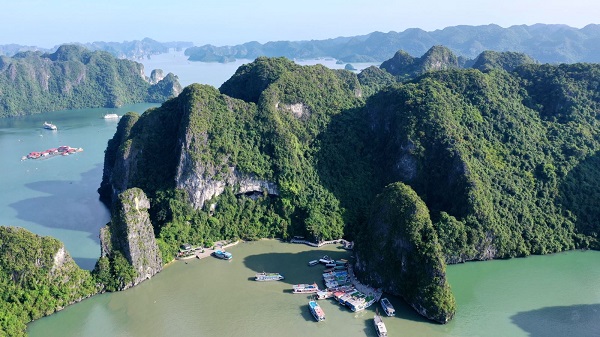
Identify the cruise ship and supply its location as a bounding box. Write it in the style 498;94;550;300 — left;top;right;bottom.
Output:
255;272;284;281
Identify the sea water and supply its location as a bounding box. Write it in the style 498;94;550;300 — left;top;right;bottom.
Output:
0;104;158;269
139;50;379;88
0;57;595;337
26;240;600;337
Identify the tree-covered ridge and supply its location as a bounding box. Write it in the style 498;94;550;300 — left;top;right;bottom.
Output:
471;50;537;72
184;24;600;63
0;44;181;117
354;182;455;323
380;46;536;81
367;65;600;261
0;38;192;60
100;55;600;322
0;227;98;337
100;58;366;256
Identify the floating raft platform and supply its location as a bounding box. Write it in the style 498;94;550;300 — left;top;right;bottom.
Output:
22;146;83;160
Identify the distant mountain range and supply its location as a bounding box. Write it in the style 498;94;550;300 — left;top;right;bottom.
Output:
184;24;600;64
0;38;193;60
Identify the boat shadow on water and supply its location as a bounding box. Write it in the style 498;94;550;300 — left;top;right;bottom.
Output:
298;304;319;322
8;164;108;238
243;249;350;287
510;303;600;337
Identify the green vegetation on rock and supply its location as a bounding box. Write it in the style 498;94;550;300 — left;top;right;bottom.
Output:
100;52;600;322
380;46;534;81
0;44;181;117
0;227;97;336
354;182;456;323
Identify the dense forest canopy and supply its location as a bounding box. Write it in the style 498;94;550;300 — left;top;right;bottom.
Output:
99;49;600;321
0;44;181;117
0;227;98;337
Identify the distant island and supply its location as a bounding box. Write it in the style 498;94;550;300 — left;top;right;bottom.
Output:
184;24;600;64
0;38;193;60
0;44;182;117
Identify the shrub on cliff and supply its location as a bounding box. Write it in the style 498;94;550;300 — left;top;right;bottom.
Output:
0;227;97;336
354;182;456;323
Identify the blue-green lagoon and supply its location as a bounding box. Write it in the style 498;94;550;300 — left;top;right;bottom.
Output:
0;104;158;269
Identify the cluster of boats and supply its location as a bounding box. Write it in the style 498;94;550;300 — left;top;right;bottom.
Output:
298;254;394;336
23;145;83;160
248;252;393;335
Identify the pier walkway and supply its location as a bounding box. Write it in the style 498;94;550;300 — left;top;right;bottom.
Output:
290;238;353;249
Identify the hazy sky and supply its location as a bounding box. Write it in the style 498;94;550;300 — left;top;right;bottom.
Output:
2;0;598;47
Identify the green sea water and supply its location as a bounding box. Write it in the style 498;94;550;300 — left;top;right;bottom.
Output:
26;241;600;337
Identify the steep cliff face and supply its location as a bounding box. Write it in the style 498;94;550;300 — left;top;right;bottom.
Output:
0;44;181;117
175;151;279;209
99;84;279;211
100;188;162;289
353;182;456;323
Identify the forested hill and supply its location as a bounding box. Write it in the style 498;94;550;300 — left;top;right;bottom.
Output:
184;24;600;64
99;55;600;323
0;44;182;117
380;46;537;81
0;227;98;336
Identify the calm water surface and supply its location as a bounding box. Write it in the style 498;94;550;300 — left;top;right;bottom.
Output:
26;241;600;337
139;50;379;88
0;104;158;269
0;57;597;337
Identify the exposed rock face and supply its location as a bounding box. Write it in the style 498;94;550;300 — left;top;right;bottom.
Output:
100;188;162;289
149;69;165;84
98;112;140;205
175;126;279;209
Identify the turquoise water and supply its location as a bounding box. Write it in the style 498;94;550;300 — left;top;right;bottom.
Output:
0;104;158;269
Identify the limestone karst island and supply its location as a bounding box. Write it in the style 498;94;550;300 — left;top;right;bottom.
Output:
1;19;600;337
